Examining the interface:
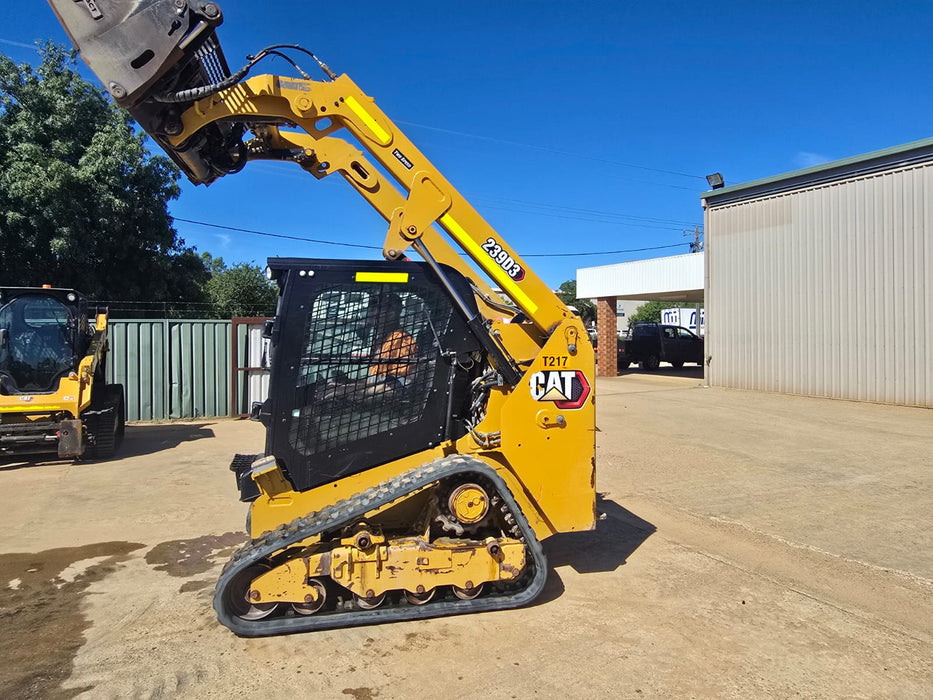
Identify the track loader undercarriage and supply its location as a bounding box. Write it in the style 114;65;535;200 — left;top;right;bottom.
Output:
217;456;546;636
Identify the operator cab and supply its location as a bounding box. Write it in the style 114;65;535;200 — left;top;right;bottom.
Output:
0;288;91;394
251;259;485;495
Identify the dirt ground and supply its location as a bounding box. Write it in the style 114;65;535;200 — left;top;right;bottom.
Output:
1;371;931;699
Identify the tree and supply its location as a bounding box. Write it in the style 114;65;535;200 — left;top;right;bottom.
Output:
0;43;209;301
555;280;596;325
203;254;278;318
626;300;682;325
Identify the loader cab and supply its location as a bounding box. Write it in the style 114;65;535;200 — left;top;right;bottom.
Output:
0;288;90;394
261;259;485;493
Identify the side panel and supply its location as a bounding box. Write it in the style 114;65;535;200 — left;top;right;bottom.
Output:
706;164;933;407
108;320;163;421
498;318;597;533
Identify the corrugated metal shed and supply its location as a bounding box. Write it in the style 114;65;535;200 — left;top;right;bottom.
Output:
703;137;933;408
577;253;704;301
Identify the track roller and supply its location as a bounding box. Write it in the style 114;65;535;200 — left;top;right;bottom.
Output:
405;588;436;606
291;578;327;615
354;592;387;609
452;583;484;600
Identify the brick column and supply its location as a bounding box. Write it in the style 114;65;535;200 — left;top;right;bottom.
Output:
596;296;617;377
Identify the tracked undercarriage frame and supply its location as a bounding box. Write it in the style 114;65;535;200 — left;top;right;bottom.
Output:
216;456;547;636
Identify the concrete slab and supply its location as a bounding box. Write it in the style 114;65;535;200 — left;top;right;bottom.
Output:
0;377;930;698
598;372;933;580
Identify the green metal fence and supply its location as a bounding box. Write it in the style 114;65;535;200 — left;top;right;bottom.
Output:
107;319;233;421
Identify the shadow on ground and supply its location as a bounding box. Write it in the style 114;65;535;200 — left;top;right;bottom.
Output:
618;365;704;379
0;422;217;471
545;495;656;574
116;422;217;458
0;541;145;699
534;496;655;606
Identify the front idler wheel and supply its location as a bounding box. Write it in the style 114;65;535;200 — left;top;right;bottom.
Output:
226;564;279;621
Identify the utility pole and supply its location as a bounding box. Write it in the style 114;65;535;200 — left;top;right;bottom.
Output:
684;225;703;253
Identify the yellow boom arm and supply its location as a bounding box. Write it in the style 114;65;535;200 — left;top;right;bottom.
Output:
171;72;572;335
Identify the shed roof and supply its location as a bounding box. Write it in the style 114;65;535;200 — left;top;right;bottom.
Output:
577;252;704;302
703;135;933;208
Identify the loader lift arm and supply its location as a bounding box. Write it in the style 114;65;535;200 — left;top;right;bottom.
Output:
48;0;574;344
164;72;574;335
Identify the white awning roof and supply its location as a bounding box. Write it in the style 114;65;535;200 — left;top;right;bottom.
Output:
576;252;704;302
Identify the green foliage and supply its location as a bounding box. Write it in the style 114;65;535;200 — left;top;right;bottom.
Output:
555;280;596;325
627;300;681;325
203;254;278;318
0;43;208;301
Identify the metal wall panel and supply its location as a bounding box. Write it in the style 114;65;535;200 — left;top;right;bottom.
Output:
107;320;168;421
233;320;272;415
108;320;232;420
169;320;231;419
705;164;933;407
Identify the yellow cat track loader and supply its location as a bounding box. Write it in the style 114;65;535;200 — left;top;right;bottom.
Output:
0;286;125;459
49;0;596;636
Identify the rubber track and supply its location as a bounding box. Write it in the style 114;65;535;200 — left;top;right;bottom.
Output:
213;454;548;637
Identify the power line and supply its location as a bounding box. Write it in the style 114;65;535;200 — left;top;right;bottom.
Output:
476;204;695;231
468;195;701;231
467;192;701;228
397;120;707;181
173;217;383;251
173;216;692;259
232;162;702;226
523;243;689;258
179;178;703;237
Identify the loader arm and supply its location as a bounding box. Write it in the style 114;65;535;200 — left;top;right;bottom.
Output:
163;73;573;335
47;0;573;338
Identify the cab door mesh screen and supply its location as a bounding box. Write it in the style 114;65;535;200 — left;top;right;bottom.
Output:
287;283;452;456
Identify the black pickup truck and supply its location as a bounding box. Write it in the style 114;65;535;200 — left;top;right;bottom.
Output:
618;322;704;371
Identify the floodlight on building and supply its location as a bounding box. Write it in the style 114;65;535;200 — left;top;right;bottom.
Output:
706;172;725;189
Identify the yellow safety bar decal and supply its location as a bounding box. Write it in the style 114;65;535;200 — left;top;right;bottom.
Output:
355;272;410;283
344;96;391;145
0;405;63;412
440;214;538;314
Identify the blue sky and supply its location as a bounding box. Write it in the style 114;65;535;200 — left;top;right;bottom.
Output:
6;1;933;288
